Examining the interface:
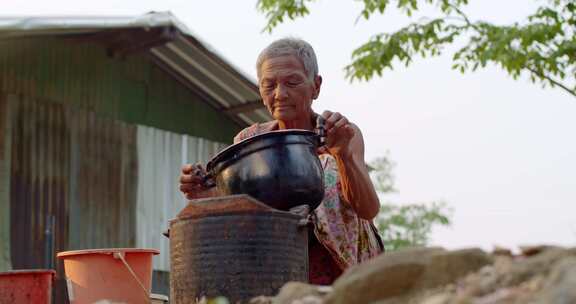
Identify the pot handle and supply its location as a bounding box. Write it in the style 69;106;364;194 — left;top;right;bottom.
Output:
202;171;216;188
289;205;312;228
315;114;327;147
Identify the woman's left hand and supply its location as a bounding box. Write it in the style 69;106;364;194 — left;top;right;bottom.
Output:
321;110;358;159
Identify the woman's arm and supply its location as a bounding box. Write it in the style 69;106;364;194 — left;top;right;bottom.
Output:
322;111;380;220
333;125;380;220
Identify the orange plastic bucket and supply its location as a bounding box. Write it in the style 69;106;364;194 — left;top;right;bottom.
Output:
57;248;159;304
0;269;56;304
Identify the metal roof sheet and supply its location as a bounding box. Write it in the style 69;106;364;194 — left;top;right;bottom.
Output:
0;11;271;126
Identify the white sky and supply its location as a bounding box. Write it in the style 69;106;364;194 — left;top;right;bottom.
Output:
3;0;575;251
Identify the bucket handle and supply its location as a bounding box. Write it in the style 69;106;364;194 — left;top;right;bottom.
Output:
113;252;150;300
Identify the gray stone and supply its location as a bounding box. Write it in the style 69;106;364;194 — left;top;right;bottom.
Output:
249;296;274;304
272;282;331;304
325;247;491;304
532;257;576;304
500;247;576;287
325;247;443;304
416;248;492;290
419;293;452;304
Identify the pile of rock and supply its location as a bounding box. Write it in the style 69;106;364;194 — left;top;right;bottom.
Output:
250;246;576;304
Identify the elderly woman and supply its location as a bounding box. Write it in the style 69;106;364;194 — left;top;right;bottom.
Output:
179;38;383;285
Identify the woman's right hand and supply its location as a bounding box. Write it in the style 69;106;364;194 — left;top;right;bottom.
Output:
179;163;216;200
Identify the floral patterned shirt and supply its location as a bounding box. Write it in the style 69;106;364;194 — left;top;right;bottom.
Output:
234;121;384;280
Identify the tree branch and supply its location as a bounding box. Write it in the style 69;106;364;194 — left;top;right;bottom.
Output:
448;3;471;25
448;3;482;32
527;67;576;98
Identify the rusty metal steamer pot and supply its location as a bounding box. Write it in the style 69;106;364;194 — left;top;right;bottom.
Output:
205;129;325;211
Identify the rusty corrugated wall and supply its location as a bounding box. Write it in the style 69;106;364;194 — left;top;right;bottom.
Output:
6;94;138;263
1;90;228;276
8;95;72;303
3;93;138;302
9;95;70;270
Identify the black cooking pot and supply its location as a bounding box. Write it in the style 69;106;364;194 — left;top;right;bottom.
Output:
205;129;325;211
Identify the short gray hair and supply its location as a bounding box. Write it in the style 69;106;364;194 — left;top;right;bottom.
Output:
256;38;319;81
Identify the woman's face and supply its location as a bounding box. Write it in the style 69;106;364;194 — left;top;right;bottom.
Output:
258;55;321;125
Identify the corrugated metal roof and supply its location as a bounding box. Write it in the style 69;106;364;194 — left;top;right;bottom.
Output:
0;12;272;127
